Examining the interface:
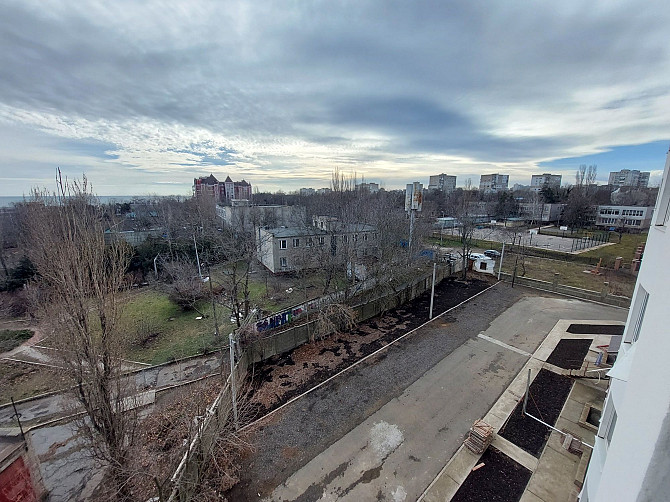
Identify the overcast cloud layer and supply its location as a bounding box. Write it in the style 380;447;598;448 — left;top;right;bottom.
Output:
1;0;669;195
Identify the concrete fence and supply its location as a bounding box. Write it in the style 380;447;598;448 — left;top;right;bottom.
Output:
167;352;248;502
499;272;631;308
245;262;456;364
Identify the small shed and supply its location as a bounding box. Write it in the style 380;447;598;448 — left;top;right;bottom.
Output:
468;253;496;274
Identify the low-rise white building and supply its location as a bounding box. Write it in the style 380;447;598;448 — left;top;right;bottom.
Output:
581;148;670;501
594;205;654;231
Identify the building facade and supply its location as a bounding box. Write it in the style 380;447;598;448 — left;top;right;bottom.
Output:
479;173;509;193
594;205;654;231
530;173;562;191
428;174;457;192
518;202;565;223
356;182;380;193
607;169;650;188
581;149;670;502
193;174;252;203
216;204;306;233
258;217;377;273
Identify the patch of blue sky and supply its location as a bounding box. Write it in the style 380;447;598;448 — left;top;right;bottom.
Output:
56;138;120;159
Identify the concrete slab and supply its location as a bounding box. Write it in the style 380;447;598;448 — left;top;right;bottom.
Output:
491;435;539;471
526;441;580;502
422;473;459;502
519;489;546;502
569;380;607;406
439;446;481;485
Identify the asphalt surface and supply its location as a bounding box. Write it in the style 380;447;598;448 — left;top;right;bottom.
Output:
230;284;627;501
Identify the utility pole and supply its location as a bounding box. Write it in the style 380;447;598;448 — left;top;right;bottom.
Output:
497;242;505;280
205;262;219;337
429;262;437;319
405;182;423;264
193;234;202;279
229;333;239;430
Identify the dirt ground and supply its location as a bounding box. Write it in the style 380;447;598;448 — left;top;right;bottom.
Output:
499;369;574;457
451;446;532;502
245;276;494;418
0;359;67;403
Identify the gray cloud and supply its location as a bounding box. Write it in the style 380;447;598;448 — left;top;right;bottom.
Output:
0;0;669;195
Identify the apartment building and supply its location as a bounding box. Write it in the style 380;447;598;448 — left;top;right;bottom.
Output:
479;173;509;193
607;169;650;188
581;149;670;501
594;205;654;231
530;173;562;192
356;182;380;193
428;174;457;192
518;202;565;222
193;174;252;203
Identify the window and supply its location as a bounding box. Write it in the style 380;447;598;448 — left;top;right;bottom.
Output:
279;257;287;268
319;236;325;246
293;238;300;247
308;237;314;247
279;239;287;249
655;171;670;226
627;286;649;343
343;235;348;243
363;233;368;241
606;409;617;445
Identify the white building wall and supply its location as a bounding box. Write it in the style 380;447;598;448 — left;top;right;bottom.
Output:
583;149;670;502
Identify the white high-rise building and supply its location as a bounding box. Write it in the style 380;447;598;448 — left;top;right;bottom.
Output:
479;173;509;193
530;173;562;191
608;169;650;188
428;174;457;192
581;147;670;501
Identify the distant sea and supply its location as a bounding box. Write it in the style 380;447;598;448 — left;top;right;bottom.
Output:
0;195;145;207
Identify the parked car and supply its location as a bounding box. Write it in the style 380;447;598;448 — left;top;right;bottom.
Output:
484;249;501;258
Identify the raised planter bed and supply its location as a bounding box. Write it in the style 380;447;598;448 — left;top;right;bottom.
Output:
450;447;532;502
546;338;593;370
566;324;624;335
499;369;573;457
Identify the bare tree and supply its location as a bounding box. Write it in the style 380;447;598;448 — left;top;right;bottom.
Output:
445;189;478;280
21;176;137;499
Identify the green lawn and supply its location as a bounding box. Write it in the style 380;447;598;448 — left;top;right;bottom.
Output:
121;289;232;365
579;233;647;264
0;329;34;353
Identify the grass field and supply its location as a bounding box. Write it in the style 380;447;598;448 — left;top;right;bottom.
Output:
501;255;636;297
579;233;647;264
0;329;34;353
0;360;68;404
120;288;231;365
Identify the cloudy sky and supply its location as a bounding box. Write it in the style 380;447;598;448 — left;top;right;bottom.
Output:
1;0;669;196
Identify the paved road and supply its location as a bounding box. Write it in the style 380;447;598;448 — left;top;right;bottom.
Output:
234;288;627;501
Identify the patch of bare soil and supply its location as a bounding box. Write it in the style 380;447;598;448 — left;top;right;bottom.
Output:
499;369;573;457
450;446;532;502
566;323;624;335
546;338;593;369
246;277;492;419
0;360;68;403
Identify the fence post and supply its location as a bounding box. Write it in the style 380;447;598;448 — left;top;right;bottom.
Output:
553;273;559;292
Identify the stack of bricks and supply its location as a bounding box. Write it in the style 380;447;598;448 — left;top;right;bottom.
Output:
463;419;494;454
